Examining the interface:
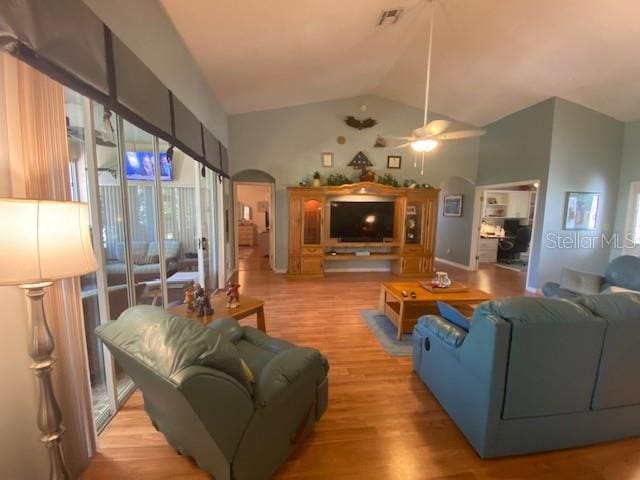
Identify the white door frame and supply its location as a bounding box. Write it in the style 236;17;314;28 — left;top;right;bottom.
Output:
470;179;541;290
215;175;227;288
232;180;276;271
623;181;640;255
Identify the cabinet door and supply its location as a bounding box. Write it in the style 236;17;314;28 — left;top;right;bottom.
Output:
405;200;424;245
301;256;323;275
288;256;301;274
423;196;438;256
302;198;323;246
401;256;423;274
288;195;302;255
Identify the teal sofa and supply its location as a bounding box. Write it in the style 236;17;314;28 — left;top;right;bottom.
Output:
412;294;640;458
96;305;329;480
542;254;640;299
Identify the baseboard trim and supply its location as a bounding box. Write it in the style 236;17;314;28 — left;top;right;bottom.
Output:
435;257;474;271
526;286;542;295
274;268;287;274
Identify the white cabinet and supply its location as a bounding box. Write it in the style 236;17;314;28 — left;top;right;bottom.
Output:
478;237;499;263
507;192;531;218
238;225;256;246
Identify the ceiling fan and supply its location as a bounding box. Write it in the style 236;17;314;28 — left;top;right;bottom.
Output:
389;0;485;169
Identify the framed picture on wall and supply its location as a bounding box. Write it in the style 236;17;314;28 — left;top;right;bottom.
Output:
387;155;402;169
321;152;334;168
443;195;463;217
564;192;599;230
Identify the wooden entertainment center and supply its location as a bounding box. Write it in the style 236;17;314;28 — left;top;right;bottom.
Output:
287;182;439;276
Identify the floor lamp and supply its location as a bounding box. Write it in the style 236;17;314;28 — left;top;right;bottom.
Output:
0;199;98;479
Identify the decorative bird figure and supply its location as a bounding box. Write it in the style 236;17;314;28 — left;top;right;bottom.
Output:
345;116;377;130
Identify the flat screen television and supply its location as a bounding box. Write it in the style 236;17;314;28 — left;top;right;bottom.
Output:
125;151;172;181
330;201;394;242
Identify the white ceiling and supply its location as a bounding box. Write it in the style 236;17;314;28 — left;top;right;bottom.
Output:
160;0;640;126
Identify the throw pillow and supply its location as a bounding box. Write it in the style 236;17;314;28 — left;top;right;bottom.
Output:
437;301;470;331
559;268;602;295
601;285;640;295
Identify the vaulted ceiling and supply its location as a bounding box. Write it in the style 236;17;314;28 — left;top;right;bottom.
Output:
160;0;640;126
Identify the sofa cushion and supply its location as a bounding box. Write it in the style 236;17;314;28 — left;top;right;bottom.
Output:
135;254;159;266
476;297;605;419
559;268;602;295
115;241;149;263
148;239;181;260
576;293;640;409
95;305;249;390
437;301;470;331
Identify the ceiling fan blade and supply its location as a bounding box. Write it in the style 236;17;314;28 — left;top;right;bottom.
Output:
386;136;415;141
392;142;415;149
436;129;486;140
414;119;451;138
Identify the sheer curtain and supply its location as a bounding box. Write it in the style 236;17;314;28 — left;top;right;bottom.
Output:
7;56;95;476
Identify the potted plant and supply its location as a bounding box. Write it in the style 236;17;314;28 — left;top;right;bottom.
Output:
312;171;321;187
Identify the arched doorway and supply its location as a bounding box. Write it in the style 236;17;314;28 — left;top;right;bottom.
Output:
232;170;276;274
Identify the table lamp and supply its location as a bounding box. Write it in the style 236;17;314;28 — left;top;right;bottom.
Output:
0;199;98;479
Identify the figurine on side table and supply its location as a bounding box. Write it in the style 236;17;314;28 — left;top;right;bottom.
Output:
193;283;214;317
183;284;196;312
225;282;241;309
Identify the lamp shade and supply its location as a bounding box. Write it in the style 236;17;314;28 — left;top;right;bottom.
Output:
0;199;99;285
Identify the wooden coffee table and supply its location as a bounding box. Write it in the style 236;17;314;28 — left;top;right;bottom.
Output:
379;282;493;339
169;294;266;332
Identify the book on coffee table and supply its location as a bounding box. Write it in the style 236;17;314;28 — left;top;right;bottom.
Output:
419;280;470;293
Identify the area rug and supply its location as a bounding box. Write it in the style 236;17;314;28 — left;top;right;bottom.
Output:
360;309;412;357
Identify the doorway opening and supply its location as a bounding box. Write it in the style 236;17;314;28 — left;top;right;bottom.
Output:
232;171;276;275
470;180;540;290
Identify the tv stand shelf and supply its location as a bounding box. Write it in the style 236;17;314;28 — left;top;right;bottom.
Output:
287;182;439;276
324;253;401;261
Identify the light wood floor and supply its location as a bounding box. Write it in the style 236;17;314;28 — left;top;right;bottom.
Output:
81;264;640;480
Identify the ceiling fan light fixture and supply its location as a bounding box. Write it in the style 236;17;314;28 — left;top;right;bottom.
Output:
411;139;439;152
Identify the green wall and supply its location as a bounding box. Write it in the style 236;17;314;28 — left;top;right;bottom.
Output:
435;176;476;266
541;98;623;284
477;98;555;288
230;94;480;271
477;97;624;289
612;120;640;256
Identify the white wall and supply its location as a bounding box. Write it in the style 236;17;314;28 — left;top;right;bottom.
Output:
81;0;229;146
0;55;50;480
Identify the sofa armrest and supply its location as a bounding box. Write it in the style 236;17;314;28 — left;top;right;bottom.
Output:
174;365;254;462
254;347;328;408
417;315;467;348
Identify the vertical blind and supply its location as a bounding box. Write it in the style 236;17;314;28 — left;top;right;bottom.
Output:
100;185;198;260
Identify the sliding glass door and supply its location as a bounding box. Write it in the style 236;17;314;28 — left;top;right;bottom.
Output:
64;87;223;431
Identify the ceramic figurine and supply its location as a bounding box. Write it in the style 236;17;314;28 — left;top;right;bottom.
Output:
226;282;241;309
183;285;196;312
194;284;213;317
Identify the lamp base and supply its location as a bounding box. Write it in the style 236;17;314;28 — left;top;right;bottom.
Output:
20;282;71;480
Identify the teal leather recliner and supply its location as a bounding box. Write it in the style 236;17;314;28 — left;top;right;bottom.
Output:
96;305;329;480
413;293;640;457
